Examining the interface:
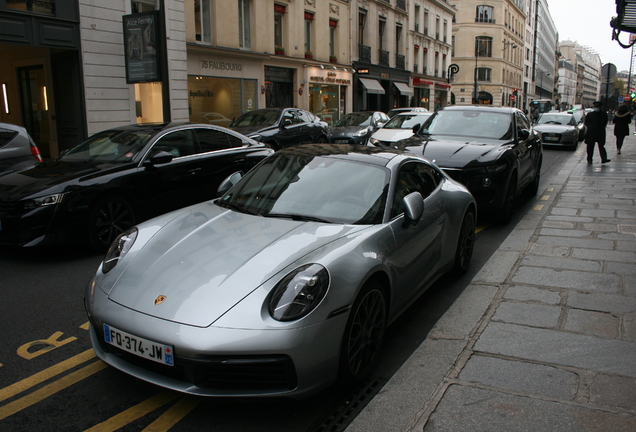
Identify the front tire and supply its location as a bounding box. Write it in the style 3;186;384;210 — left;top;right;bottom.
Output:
497;175;517;225
88;195;136;252
339;281;387;382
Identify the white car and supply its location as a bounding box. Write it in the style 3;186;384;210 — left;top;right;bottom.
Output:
368;112;432;148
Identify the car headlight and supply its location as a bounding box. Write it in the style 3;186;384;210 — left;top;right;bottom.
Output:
484;163;507;173
354;127;371;137
368;137;380;146
102;228;138;274
23;193;65;210
268;263;329;321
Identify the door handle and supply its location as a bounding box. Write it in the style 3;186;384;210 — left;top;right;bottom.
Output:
188;168;202;175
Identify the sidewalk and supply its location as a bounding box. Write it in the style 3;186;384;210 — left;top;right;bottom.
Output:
346;126;636;432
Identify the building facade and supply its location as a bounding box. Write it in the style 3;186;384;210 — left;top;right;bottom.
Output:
559;40;602;107
450;0;525;107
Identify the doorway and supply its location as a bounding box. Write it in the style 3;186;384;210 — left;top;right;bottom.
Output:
17;65;51;157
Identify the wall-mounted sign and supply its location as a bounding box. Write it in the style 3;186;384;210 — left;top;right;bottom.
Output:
123;11;162;84
357;68;370;75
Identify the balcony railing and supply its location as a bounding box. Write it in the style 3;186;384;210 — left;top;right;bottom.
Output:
423;66;428;75
415;23;419;32
476;17;495;24
424;27;428;36
379;50;390;66
435;69;439;77
396;54;405;70
414;64;419;74
359;44;371;63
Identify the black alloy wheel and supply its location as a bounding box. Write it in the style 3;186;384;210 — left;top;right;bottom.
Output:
497;175;517;225
316;135;328;143
340;281;387;381
88;195;136;252
453;209;476;274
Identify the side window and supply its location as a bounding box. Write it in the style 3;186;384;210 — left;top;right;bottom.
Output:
196;128;237;152
298;110;313;123
290;110;304;124
391;162;438;218
282;110;296;125
152;129;198;158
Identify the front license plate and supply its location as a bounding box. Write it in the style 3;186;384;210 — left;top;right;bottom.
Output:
103;324;174;366
335;140;349;144
544;136;559;142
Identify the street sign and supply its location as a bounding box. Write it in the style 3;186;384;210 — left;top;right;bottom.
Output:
619;96;625;103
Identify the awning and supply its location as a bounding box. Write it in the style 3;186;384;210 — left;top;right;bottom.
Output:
393;82;413;96
359;78;385;94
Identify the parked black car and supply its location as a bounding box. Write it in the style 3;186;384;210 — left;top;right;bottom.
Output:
391;106;542;224
0;123;274;251
229;108;329;150
0;122;43;176
329;111;390;145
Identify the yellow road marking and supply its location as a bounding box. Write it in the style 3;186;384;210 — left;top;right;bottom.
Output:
141;397;201;432
540;195;550;200
0;360;107;420
475;225;487;234
0;349;96;404
533;204;544;211
84;392;180;432
546;187;555;192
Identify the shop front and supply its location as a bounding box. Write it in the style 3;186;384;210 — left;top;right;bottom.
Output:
305;66;352;126
0;4;84;158
352;63;412;114
187;52;262;125
413;78;433;111
435;83;451;111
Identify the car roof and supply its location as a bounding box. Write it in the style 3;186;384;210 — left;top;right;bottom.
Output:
439;105;519;114
275;143;420;167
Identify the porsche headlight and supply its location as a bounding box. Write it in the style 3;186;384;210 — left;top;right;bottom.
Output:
102;228;138;274
269;264;329;321
368;137;380;146
23;193;65;210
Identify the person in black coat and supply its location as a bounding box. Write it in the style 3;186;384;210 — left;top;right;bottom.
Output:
584;101;610;164
612;104;630;154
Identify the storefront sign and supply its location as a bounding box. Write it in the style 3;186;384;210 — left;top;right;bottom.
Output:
436;83;451;89
123;11;162;83
200;60;243;71
309;75;351;85
414;78;434;86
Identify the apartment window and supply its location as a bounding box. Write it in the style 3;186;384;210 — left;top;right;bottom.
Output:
475;67;492;82
239;0;251;49
424;10;429;35
379;18;386;51
396;24;402;54
476;5;494;23
305;12;314;54
131;1;156;14
329;19;338;57
414;4;420;32
475;36;492;57
359;10;367;46
274;3;286;50
443;20;447;42
452;35;455;56
435;17;440;40
195;0;211;43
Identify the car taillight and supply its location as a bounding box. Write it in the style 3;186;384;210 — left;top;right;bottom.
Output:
30;142;43;162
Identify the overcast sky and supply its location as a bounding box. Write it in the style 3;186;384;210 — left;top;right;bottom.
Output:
547;0;634;72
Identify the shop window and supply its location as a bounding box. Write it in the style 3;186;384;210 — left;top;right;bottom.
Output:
195;0;211;43
135;83;163;123
239;0;251;49
187;76;257;125
8;0;56;14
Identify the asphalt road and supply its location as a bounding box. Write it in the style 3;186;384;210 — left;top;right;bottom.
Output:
0;146;576;432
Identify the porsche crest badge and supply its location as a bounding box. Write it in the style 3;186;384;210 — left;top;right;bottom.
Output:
154;295;166;305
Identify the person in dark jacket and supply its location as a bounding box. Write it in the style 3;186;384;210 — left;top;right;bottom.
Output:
584;101;610;164
612;104;631;154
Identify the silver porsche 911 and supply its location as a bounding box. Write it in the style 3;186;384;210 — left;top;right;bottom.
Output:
85;144;476;398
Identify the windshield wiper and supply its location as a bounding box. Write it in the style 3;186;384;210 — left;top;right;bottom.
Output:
261;212;331;223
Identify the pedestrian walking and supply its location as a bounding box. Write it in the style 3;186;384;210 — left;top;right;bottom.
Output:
584;101;610;164
612;104;630;154
532;107;539;123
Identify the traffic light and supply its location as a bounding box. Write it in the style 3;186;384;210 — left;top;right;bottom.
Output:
631;91;636;99
513;88;518;96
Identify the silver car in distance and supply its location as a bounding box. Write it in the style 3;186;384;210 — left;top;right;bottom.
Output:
85;144;476;398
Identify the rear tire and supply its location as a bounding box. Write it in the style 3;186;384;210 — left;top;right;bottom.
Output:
339;281;387;382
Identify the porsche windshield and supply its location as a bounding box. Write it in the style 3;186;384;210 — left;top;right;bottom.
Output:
423;110;513;140
60;129;153;163
219;153;389;224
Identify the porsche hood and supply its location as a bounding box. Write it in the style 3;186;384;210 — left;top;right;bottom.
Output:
103;202;365;327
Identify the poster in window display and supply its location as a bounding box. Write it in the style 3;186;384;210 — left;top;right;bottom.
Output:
123;11;162;84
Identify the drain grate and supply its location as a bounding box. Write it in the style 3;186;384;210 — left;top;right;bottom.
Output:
307;377;387;432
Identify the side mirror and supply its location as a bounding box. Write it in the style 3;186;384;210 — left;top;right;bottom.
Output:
412;123;422;135
376;121;386;128
282;118;293;127
217;171;243;196
518;129;530;140
146;151;173;166
403;192;423;225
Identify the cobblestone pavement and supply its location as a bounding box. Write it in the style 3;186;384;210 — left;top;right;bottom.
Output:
346;125;636;432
